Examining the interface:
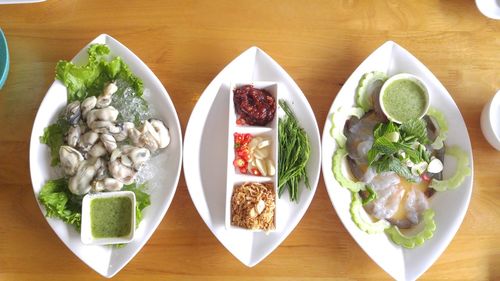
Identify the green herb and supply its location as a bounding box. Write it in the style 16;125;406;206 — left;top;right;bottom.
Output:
368;118;430;181
278;100;311;202
56;44;143;102
38;178;82;229
39;118;69;166
123;183;151;226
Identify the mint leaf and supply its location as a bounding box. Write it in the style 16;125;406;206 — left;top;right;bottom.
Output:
400;119;428;144
372;136;398;155
367;148;379;165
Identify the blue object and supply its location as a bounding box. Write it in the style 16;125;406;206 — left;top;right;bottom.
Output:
0;28;9;90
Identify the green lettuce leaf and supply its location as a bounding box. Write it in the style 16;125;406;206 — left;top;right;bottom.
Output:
56;44;144;102
39;119;69;166
38;178;82;229
123;183;151;226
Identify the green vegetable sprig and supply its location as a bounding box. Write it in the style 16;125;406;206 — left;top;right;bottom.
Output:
278;100;311;202
368;118;431;181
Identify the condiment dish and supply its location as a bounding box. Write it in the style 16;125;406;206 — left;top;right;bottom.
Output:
81;191;136;245
480;90;500;150
379;73;430;123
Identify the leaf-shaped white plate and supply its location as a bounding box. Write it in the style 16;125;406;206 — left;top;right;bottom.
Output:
321;41;474;281
184;47;321;266
29;34;183;278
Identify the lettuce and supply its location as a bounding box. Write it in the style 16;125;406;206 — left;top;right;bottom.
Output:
38;178;82;229
39;119;69;166
56;44;143;102
123;183;151;226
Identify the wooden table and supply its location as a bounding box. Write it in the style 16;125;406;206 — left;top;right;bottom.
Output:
0;0;499;280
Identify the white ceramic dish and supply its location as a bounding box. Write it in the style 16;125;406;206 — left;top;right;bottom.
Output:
184;47;321;266
480;90;500;150
475;0;500;20
321;41;474;281
226;82;279;232
29;34;183;278
81;191;136;245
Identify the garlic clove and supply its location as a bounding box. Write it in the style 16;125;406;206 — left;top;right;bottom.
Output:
411;161;428;176
255;158;267;176
257;139;271;149
427;158;444;173
266;159;276;176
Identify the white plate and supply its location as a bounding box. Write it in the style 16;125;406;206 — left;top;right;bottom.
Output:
29;34;183;278
184;47;321;266
321;41;474;281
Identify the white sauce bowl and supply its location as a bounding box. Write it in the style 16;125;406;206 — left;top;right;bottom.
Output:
480;90;500;150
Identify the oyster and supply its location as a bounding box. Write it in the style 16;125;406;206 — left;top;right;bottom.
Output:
89;120;121;134
65;101;81;125
96;82;118;108
68;160;97;195
100;133;117;153
113;122;135;142
92;177;123;192
150;119;170;148
66;125;81;148
108;159;136;185
59;146;84;176
81;96;97;119
79;131;99;151
86;106;119;124
88;141;107;158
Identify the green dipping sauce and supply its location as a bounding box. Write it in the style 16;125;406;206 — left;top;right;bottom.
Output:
382;79;427;122
90;196;132;238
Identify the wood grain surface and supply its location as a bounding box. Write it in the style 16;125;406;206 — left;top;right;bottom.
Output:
0;0;499;280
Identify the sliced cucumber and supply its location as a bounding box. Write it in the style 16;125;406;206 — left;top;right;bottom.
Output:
427;107;448;150
430;146;471;191
350;192;389;234
330;106;364;148
332;148;366;192
385;209;436;248
355;71;388;111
